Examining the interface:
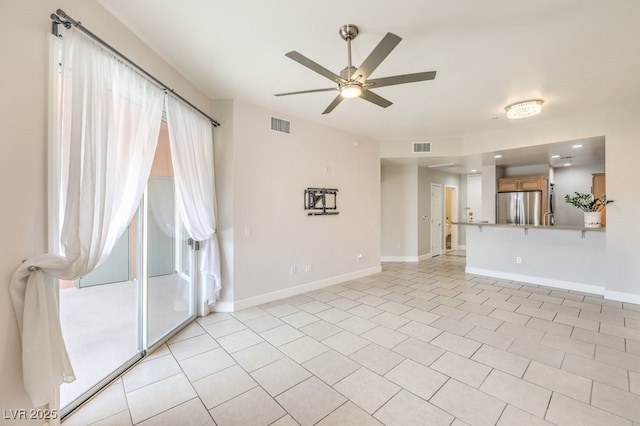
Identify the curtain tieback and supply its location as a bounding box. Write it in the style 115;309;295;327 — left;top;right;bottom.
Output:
21;259;43;272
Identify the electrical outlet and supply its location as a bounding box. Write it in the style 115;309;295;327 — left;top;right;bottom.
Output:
290;266;296;275
305;264;313;272
396;243;401;249
516;256;522;264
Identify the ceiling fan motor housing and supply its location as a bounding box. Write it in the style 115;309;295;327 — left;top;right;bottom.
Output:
340;65;359;80
339;24;359;41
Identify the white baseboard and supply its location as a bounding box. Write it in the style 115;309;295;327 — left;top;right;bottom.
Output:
381;256;419;262
465;267;640;304
466;267;605;296
212;301;234;313
603;290;640;305
381;252;436;262
230;266;382;312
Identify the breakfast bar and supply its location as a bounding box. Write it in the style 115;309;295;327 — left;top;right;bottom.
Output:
454;222;607;296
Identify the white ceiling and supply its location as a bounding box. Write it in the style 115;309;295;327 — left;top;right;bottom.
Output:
383;136;605;174
97;0;638;168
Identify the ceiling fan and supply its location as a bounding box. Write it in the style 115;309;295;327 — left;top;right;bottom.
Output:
275;24;437;114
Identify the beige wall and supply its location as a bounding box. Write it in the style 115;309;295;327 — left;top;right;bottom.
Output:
417;166;430;257
0;0;213;416
230;101;381;305
380;135;465;159
381;164;461;260
381;164;418;259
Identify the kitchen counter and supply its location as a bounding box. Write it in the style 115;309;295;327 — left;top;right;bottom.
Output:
455;222;608;297
452;222;605;237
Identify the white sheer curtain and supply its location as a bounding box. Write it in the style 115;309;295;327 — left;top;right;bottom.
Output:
9;28;164;407
165;96;221;313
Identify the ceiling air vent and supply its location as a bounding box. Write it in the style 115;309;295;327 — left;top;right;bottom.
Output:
413;141;431;153
271;117;291;134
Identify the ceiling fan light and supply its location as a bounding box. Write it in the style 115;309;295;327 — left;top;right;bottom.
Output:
505;99;544;119
340;83;362;98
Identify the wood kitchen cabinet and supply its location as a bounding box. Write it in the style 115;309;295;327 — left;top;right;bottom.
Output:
497;178;519;192
592;173;607;226
497;176;548;192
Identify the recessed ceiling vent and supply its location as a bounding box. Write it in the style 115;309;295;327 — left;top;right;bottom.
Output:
412;142;431;153
271;117;291;134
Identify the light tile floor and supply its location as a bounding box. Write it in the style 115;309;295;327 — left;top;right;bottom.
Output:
63;253;640;425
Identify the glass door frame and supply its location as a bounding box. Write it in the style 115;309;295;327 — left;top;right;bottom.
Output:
57;195;198;418
140;179;199;354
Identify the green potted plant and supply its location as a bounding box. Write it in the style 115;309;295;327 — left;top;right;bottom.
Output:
564;192;613;228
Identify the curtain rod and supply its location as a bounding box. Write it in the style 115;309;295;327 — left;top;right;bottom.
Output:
50;9;220;127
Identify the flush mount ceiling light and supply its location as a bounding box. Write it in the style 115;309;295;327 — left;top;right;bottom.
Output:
339;82;363;99
505;99;544;119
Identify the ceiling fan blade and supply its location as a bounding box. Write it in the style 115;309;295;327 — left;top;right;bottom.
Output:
352;32;402;82
366;71;437;89
359;90;393;108
285;51;345;84
322;94;344;114
275;87;337;96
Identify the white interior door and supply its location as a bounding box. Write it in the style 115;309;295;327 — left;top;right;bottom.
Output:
466;174;483;222
431;183;443;256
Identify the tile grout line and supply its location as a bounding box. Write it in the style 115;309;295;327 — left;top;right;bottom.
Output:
145;338;214;425
202;314;301;423
67;254;640;425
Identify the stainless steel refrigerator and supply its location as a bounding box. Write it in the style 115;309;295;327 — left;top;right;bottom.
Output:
496;191;543;225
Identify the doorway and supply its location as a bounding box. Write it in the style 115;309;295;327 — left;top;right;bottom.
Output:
430;183;443;257
444;185;458;252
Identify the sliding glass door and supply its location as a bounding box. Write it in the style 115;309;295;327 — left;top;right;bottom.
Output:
59;216;141;410
59;122;196;415
145;123;195;347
